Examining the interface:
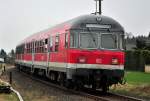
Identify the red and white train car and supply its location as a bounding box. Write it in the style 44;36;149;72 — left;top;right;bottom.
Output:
15;14;125;91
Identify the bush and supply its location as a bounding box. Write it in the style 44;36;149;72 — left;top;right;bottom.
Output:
142;50;150;64
125;50;145;71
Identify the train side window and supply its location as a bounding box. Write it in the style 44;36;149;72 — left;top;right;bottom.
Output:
42;40;44;46
70;34;73;47
27;43;29;53
38;41;41;53
44;39;48;52
45;39;48;44
38;47;40;53
70;33;77;48
31;42;33;53
32;42;34;53
55;34;59;52
40;41;42;46
35;42;36;53
49;36;53;52
36;41;38;53
65;33;68;48
40;47;42;53
30;42;33;53
38;41;40;47
26;44;27;53
30;43;32;53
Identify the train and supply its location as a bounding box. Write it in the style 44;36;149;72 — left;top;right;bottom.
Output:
15;14;125;92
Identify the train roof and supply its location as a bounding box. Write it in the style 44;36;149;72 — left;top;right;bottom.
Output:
18;14;124;46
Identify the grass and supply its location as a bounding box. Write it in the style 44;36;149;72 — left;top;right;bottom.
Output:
125;71;150;85
0;92;19;101
0;78;18;101
110;71;150;100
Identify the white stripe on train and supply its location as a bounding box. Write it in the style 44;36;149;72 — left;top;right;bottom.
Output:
15;60;124;71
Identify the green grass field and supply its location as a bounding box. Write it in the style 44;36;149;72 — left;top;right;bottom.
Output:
125;71;150;85
110;71;150;100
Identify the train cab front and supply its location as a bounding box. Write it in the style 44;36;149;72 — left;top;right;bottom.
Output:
67;32;125;90
65;15;125;91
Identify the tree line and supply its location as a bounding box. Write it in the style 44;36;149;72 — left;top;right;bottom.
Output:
126;32;150;50
0;49;15;64
126;32;150;65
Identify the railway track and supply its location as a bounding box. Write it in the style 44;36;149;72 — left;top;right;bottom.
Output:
14;69;144;101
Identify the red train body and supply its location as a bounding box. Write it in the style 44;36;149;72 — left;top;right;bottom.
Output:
15;14;125;91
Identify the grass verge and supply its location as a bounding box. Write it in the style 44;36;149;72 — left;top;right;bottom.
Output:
0;92;19;101
110;71;150;100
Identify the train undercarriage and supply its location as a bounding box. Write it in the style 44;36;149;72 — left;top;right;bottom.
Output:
15;63;124;92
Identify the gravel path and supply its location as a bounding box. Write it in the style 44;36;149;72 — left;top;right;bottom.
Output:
1;66;94;101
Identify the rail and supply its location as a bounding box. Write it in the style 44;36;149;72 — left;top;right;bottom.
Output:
17;69;144;101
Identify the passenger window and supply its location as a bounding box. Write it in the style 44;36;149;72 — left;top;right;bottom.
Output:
35;41;37;53
70;34;77;48
65;33;68;48
49;36;53;52
32;42;34;53
45;39;48;44
44;39;48;52
55;34;59;52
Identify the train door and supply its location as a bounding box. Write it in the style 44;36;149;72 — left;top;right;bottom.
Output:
46;35;53;76
65;31;72;79
65;31;69;63
31;41;35;73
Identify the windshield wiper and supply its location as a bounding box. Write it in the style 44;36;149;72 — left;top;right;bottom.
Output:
88;28;97;47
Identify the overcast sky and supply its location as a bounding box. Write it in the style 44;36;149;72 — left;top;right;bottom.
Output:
0;0;150;53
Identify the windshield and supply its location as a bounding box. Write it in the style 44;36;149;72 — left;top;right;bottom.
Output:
101;34;117;49
70;32;124;50
79;33;98;49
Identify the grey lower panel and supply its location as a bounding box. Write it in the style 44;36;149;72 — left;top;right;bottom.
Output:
16;62;32;68
66;68;76;79
34;65;47;69
66;68;124;80
48;67;66;72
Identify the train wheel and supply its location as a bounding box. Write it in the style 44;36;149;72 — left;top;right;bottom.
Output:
17;65;21;71
65;79;73;89
19;65;22;71
50;72;58;83
54;72;58;82
102;85;108;93
101;76;109;93
58;72;65;86
50;73;55;81
92;83;96;90
74;78;84;90
91;77;96;90
33;68;39;76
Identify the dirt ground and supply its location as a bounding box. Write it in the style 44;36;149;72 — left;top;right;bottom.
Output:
111;84;150;100
0;93;19;101
1;66;94;101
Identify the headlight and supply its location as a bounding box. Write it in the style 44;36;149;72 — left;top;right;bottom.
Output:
112;58;118;65
78;57;87;63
